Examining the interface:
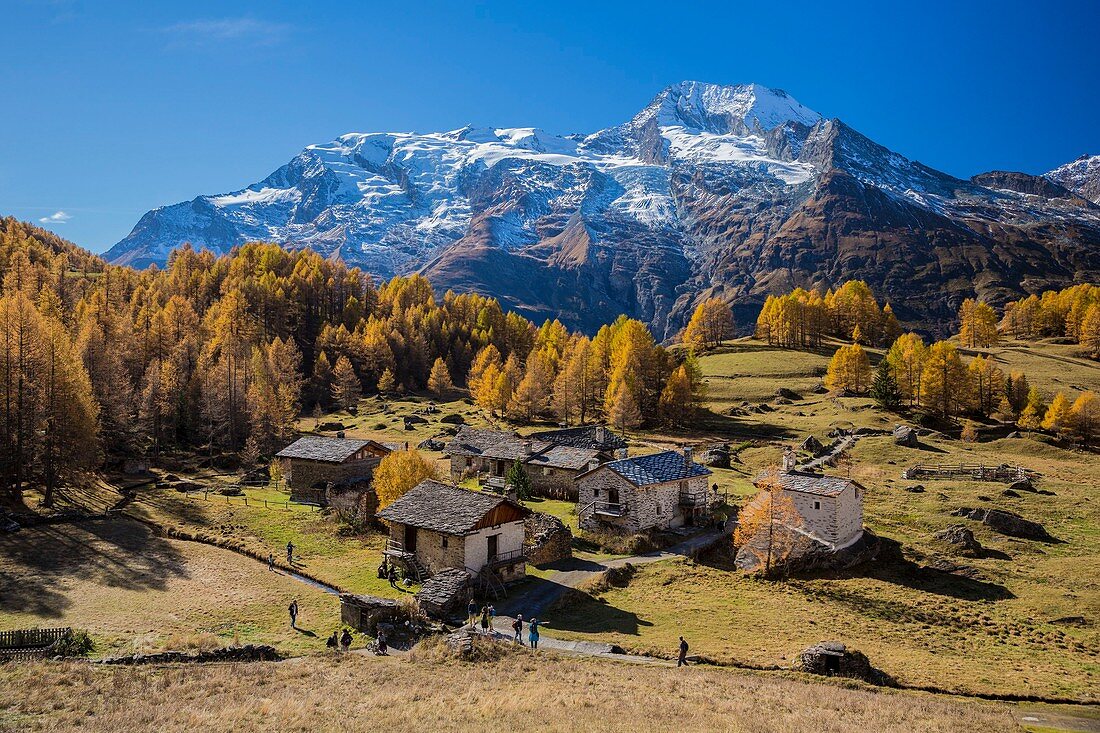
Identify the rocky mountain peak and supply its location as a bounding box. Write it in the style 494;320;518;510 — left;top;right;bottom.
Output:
634;81;822;135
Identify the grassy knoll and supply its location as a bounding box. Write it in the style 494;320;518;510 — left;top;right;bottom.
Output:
0;651;1021;733
538;338;1100;701
0;518;339;657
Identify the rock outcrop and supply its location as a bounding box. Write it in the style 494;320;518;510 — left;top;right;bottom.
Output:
799;642;891;685
953;507;1055;541
934;524;984;556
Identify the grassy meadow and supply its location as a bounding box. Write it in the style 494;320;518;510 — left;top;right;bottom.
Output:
0;651;1024;733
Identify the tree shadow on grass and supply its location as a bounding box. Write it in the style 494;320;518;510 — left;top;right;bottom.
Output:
0;517;189;619
543;594;654;636
861;538;1016;602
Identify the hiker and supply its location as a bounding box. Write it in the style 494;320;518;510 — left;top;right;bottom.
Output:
377;559;388;579
388;565;399;589
286;541;295;565
289;599;299;628
512;614;523;644
467;599;478;627
678;636;689;667
267;553;274;571
479;606;490;636
488;604;496;626
376;630;388;656
326;631;338;652
528;617;540;649
340;629;353;652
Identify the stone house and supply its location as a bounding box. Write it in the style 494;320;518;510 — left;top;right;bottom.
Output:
276;436;390;505
377;480;530;586
576;449;714;533
755;470;864;549
444;426;601;499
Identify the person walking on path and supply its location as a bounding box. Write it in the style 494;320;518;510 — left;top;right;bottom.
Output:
488;604;496;626
467;599;478;627
479;606;490;636
340;629;353;652
286;541;295;565
267;553;275;571
377;559;388;579
678;636;689;667
326;631;338;652
512;614;524;644
288;599;299;629
528;618;541;649
376;631;388;656
388;565;399;589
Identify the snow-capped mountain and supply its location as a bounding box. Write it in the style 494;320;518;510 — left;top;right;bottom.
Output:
106;81;1100;337
1046;154;1100;204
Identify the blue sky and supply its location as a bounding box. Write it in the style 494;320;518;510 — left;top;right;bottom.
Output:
2;0;1097;252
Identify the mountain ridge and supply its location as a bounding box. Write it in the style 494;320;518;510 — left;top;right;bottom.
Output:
104;81;1100;338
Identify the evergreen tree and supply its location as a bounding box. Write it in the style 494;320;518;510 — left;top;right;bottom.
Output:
506;459;532;501
869;358;902;409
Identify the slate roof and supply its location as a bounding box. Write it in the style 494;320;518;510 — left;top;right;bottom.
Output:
592;450;711;487
377;480;529;535
445;427;547;461
276;436;377;463
525;445;602;471
757;470;860;497
531;425;627;452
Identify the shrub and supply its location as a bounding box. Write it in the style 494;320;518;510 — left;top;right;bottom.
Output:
52;629;94;657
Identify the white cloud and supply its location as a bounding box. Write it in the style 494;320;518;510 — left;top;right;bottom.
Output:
162;17;291;48
38;211;71;224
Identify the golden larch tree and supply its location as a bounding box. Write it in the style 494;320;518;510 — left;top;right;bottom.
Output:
374;449;439;510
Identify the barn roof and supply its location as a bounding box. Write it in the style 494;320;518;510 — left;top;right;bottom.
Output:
757;470;861;497
377;480;529;535
276;436;384;463
591;450;711;487
530;425;627;452
525;445;602;471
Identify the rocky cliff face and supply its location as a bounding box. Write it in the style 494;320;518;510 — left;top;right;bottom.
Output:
105;82;1100;338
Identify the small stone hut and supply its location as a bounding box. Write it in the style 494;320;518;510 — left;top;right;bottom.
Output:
575;448;714;533
755;470;864;549
276;436;390;504
377;480;530;584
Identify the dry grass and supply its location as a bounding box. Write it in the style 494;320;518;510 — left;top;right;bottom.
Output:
0;518;339;657
0;653;1020;733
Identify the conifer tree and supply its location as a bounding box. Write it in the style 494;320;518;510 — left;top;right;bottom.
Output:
1018;387;1045;434
1069;391;1099;445
376;367;396;395
427;357;454;397
606;380;642;434
870;358;902;409
1041;392;1073;435
921;341;968;418
331;355;361;411
506;459;532;501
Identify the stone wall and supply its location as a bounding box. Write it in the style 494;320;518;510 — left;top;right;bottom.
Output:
388;523;466;574
529;466;580;500
524;512;573;565
284;456;380;496
781;485;862;547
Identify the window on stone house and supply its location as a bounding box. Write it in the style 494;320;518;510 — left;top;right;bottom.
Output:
543;467;551;476
466;457;472;468
594;488;600;497
442;536;448;548
814;501;821;510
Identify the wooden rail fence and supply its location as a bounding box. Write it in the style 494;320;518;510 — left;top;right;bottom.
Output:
901;463;1031;482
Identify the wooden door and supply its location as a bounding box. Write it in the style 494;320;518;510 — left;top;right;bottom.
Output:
405;525;418;553
487;533;498;561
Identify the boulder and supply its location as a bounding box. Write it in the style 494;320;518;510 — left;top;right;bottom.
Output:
893;424;919;447
952;507;1055;541
799;435;824;454
417;438;445;451
318;421;345;431
440;413;465;425
1008;478;1036;493
799;642;890;685
903;484;925;493
524;512;573;565
1001;489;1021;498
776;387;803;401
934;524;984;556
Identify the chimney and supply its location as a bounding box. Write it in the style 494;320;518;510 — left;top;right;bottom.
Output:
337;430;345;439
782;447;796;472
682;446;693;465
588;458;600;472
522;439;533;455
596;425;608;444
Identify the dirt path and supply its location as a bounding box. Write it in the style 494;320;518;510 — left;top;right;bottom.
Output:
496;527;729;619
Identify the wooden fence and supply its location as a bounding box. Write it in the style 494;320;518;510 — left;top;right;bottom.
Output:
0;627;72;661
176;490;320;512
901;464;1030;482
